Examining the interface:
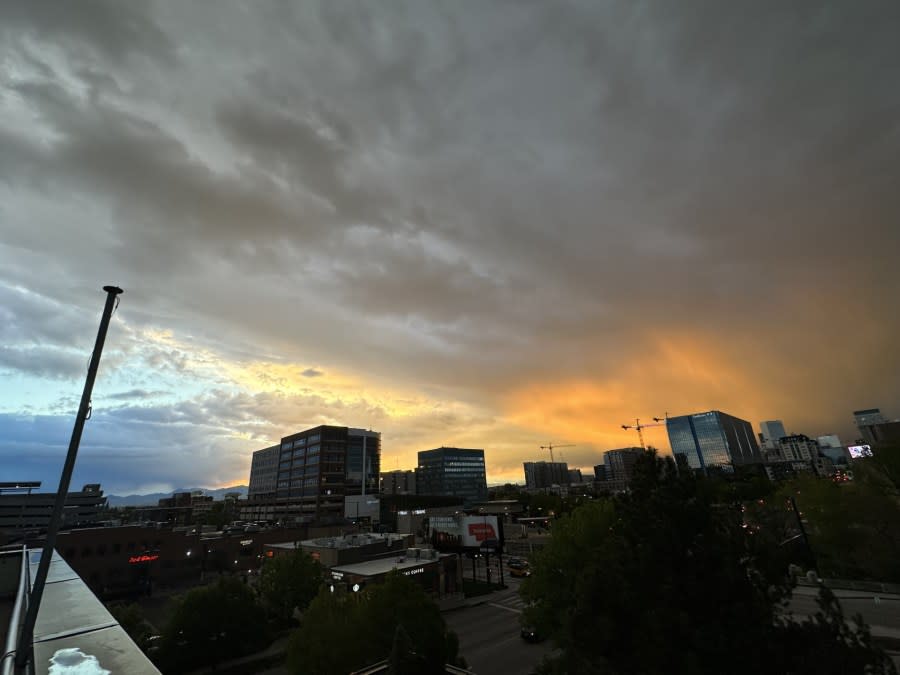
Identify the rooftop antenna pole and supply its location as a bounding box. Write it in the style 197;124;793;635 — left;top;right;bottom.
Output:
15;286;123;672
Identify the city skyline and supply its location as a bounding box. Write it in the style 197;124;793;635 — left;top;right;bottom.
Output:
1;3;899;493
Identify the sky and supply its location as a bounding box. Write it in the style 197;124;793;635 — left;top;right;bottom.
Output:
1;1;899;494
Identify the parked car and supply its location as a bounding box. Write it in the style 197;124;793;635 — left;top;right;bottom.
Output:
520;625;545;643
510;567;531;578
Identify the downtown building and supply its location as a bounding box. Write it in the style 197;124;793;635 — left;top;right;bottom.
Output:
380;470;417;495
597;447;644;492
758;420;788;450
416;448;487;506
666;410;762;473
523;461;570;490
243;425;380;524
853;408;900;446
0;482;108;539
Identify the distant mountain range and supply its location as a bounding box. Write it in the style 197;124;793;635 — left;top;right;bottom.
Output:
106;485;248;507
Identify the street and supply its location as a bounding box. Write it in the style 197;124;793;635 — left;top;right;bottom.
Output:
445;580;553;675
789;586;900;643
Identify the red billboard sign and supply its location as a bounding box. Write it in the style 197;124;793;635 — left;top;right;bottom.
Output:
467;522;497;542
429;515;501;550
128;554;159;564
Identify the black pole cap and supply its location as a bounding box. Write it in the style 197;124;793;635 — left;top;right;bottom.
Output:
102;286;124;294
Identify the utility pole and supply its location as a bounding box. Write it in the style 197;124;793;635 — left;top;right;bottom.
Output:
15;286;122;673
789;496;820;580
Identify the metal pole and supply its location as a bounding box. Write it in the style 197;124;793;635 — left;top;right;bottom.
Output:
15;286;122;672
789;496;819;580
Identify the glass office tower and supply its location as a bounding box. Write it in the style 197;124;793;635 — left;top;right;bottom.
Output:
667;411;762;472
246;425;380;523
417;447;488;506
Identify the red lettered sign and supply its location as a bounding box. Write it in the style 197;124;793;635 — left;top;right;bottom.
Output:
467;523;496;542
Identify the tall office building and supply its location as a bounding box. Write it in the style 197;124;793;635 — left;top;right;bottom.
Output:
380;470;417;495
245;425;380;523
759;420;788;449
523;461;569;489
778;434;817;462
416;448;487;506
667;411;762;472
603;447;645;491
816;434;842;449
247;444;279;500
853;408;900;445
854;408;885;429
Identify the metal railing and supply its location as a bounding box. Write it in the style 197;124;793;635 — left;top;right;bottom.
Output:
1;546;32;675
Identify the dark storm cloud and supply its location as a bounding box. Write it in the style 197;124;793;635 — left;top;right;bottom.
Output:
0;408;251;493
0;346;85;380
1;1;899;488
0;0;176;65
105;389;169;401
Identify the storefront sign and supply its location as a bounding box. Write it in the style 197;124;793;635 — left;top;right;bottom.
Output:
402;567;425;576
128;554;159;564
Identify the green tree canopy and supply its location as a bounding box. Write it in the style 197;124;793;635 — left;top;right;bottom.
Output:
156;576;269;673
521;450;896;675
287;571;464;675
108;602;152;650
777;468;900;582
258;548;324;621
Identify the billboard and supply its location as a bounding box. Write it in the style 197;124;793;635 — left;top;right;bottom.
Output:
847;444;873;459
427;515;501;551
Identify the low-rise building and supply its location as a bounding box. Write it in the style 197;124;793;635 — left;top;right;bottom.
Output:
328;547;462;599
25;523;319;600
267;532;414;568
0;482;107;539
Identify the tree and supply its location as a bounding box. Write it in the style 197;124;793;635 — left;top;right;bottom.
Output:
521;450;896;675
108;602;152;650
156;576;269;673
777;470;900;581
286;571;464;675
257;548;324;621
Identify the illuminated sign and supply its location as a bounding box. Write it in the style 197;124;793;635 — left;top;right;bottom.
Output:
429;515;501;550
128;554;159;564
467;523;497;542
402;567;425;576
240;539;253;546
331;571;344;580
848;445;873;459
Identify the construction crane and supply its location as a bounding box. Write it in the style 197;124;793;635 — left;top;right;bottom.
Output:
540;443;574;463
621;415;668;449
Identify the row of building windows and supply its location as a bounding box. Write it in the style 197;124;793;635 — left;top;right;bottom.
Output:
63;539;164;559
